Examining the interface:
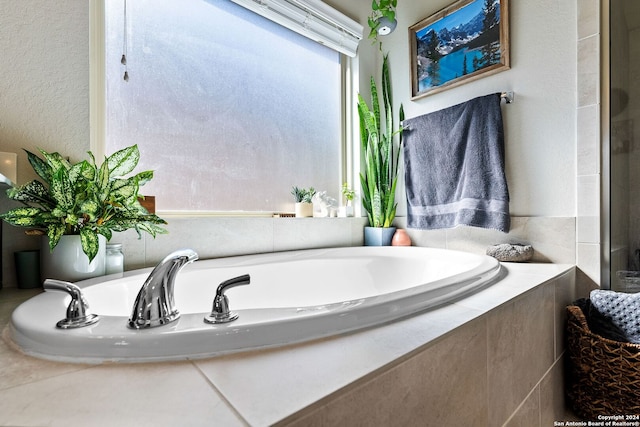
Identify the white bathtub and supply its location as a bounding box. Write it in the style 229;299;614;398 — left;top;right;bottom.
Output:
7;246;501;363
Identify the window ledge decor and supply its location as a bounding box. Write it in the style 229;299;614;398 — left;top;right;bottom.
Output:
409;0;510;100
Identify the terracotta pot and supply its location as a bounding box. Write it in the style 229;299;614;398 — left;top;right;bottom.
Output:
391;229;412;246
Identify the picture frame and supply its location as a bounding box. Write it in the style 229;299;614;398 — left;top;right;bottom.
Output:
409;0;510;100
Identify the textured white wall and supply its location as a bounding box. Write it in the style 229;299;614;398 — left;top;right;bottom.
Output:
333;0;578;217
0;1;90;184
0;0;576;216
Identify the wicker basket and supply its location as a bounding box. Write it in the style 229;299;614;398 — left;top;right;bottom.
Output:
566;304;640;419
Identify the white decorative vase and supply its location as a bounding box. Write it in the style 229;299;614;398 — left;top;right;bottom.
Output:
41;234;107;282
338;204;354;218
295;202;313;218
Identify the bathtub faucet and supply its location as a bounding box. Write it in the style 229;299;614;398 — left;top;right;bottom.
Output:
204;274;251;324
44;279;100;329
128;249;198;329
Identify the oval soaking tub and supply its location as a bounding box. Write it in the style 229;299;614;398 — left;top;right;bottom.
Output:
7;246;501;363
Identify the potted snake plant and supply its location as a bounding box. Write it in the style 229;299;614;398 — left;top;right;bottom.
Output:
358;54;404;245
0;145;167;281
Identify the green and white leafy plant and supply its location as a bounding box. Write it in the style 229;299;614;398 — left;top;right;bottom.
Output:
0;145;167;261
290;186;316;204
358;53;404;228
341;182;355;204
368;0;398;45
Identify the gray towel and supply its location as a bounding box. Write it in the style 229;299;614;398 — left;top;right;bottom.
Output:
590;289;640;344
403;93;510;232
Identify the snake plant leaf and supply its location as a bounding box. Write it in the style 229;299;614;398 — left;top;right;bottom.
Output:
25;150;52;184
383;175;399;227
358;53;403;229
107;145;140;177
80;228;99;261
370;77;381;136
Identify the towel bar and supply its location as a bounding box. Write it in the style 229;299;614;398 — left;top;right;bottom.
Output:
500;91;514;103
401;92;514;131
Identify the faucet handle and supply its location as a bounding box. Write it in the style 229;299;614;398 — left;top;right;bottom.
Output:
204;274;250;324
44;279;100;329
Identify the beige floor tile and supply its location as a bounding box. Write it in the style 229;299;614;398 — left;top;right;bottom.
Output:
0;361;244;427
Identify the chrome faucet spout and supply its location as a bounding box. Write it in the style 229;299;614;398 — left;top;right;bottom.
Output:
128;249;198;329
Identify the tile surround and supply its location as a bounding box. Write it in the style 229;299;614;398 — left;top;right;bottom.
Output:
575;0;602;288
2;214;574;288
278;267;577;427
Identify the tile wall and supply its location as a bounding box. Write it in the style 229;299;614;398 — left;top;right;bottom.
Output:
277;268;577;426
576;0;602;286
1;211;575;287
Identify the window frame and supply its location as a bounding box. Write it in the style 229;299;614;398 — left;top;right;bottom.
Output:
89;0;361;217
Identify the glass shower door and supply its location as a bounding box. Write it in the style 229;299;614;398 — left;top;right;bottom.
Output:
609;0;640;292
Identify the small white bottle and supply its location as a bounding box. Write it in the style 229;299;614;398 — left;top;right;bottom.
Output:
105;243;124;275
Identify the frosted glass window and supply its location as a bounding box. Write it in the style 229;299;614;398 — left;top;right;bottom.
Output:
105;0;341;212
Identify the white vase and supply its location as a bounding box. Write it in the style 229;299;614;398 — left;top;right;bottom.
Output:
41;234;107;282
295;202;313;218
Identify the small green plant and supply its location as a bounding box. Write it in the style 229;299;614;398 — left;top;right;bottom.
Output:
358;54;404;228
368;0;398;44
291;186;316;203
341;183;355;203
0;145;167;261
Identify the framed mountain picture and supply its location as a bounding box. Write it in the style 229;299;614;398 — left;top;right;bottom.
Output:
409;0;510;100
